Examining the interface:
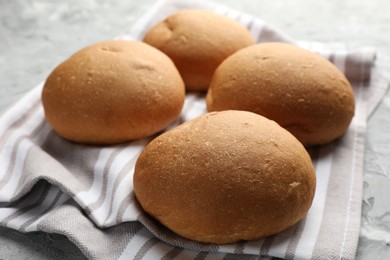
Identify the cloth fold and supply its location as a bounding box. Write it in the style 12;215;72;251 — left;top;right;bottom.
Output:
0;0;388;259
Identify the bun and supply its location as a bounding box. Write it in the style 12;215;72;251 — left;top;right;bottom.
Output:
134;110;316;244
206;42;355;146
143;9;255;92
42;40;185;144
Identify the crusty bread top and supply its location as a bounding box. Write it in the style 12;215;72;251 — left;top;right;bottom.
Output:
143;9;255;91
42;40;185;144
134;110;316;244
207;42;355;146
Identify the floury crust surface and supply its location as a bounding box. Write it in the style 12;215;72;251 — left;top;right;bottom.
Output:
134;110;316;244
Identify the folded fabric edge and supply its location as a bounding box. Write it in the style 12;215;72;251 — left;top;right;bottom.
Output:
367;67;390;118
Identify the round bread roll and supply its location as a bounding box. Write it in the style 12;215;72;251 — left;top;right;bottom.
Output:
134;110;316;244
206;42;355;146
143;9;255;92
42;40;185;145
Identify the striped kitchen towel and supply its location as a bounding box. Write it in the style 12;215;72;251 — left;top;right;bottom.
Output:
0;0;388;259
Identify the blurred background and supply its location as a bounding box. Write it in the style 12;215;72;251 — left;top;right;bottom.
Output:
0;0;389;259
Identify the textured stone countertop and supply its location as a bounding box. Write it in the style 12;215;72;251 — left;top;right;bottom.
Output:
0;0;389;259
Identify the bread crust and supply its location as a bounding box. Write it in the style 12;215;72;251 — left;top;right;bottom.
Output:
42;40;185;144
143;9;255;92
206;42;355;146
134;110;316;244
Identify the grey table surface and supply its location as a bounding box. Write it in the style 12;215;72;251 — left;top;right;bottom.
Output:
1;0;389;259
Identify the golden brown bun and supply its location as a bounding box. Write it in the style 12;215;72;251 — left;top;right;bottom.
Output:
42;40;185;145
134;110;316;244
206;42;355;146
143;9;255;92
